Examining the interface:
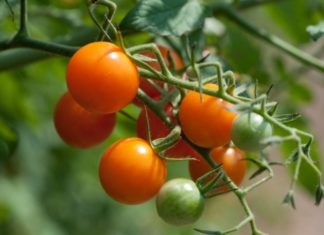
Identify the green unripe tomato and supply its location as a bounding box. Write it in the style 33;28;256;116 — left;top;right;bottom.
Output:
156;178;204;226
231;112;273;151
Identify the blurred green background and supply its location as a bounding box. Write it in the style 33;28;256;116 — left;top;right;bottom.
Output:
0;0;324;234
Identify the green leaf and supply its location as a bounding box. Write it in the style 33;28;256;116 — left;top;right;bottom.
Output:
120;0;208;36
222;26;270;85
265;0;313;43
306;21;324;41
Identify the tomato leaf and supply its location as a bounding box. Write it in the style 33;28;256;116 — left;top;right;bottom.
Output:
120;0;208;36
306;21;324;41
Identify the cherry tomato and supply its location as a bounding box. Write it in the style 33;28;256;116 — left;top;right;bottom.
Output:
179;84;237;148
231;112;273;151
134;45;184;106
189;146;246;189
156;178;204;226
54;92;116;148
99;138;167;204
136;104;194;158
67;41;139;113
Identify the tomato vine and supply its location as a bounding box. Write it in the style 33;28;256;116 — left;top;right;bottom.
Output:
0;0;323;235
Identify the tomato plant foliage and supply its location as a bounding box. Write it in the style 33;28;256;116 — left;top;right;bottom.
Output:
0;0;324;235
120;0;208;36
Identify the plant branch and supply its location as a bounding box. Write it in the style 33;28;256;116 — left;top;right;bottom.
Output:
236;0;285;10
17;0;28;36
213;5;324;72
0;28;96;71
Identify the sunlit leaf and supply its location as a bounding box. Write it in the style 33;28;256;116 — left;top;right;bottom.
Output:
120;0;208;36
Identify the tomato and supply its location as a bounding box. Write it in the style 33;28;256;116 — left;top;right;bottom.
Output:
54;92;115;148
99;138;167;204
134;45;184;106
179;84;237;148
189;146;246;190
136;104;174;140
136;104;194;158
156;178;204;226
67;41;139;113
231;112;273;151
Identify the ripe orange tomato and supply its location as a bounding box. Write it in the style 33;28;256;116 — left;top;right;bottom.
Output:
189;146;246;189
179;84;237;148
67;41;139;113
134;45;183;106
99;138;167;204
136;104;194;158
54;92;116;148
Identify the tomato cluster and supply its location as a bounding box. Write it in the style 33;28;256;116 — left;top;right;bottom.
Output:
53;42;273;226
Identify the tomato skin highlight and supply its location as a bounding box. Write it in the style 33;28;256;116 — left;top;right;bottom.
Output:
179;84;237;148
156;178;204;226
99;138;167;205
54;92;116;148
67;41;139;114
231;112;273;151
189;146;246;189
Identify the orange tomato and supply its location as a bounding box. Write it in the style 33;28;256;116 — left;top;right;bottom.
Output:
179;84;237;148
67;41;139;113
189;146;246;189
99;138;167;204
54;92;116;148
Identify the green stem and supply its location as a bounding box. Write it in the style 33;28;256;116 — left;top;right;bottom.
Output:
0;35;77;57
17;0;28;36
237;191;265;235
94;0;117;41
244;164;273;193
236;0;285;9
136;89;173;129
214;5;324;72
0;28;96;71
222;216;253;234
118;110;136;122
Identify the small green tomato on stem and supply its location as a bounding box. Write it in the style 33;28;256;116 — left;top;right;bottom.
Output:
231;112;273;152
156;178;204;226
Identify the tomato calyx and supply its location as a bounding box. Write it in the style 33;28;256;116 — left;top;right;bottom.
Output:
194;163;237;197
143;111;194;161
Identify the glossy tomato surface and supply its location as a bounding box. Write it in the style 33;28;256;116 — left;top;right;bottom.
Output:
54;92;116;148
179;84;237;148
99;138;167;204
67;42;139;113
